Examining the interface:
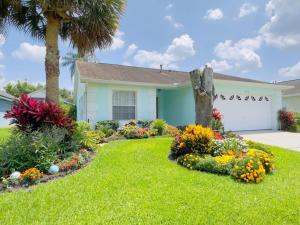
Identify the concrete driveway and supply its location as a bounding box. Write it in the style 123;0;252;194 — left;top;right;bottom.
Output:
237;130;300;152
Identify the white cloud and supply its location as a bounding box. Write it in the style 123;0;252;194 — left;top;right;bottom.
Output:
12;42;46;63
164;15;183;29
166;3;173;10
204;8;223;21
124;44;138;58
110;30;125;50
259;0;300;48
206;60;232;72
279;62;300;77
239;3;258;18
133;34;195;69
214;37;262;72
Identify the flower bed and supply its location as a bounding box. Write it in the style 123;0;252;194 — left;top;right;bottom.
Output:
170;124;275;184
0;95;100;192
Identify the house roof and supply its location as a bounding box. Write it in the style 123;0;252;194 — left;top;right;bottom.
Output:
28;88;46;99
76;61;271;87
277;79;300;96
0;91;14;102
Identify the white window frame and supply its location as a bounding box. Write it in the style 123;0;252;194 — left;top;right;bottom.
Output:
112;90;137;121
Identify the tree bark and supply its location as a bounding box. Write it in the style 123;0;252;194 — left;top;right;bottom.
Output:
45;14;60;104
189;66;214;127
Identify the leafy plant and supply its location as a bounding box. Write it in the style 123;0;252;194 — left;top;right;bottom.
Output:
122;126;150;139
4;94;74;132
137;120;153;128
0;127;69;175
212;138;248;156
96;120;119;131
150;119;167;135
279;110;296;131
211;119;224;133
212;108;222;121
193;155;233;175
164;125;180;137
177;153;202;170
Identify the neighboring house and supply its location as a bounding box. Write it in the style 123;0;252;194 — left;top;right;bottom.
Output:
277;79;300;112
0;91;14;127
74;61;291;131
28;88;71;104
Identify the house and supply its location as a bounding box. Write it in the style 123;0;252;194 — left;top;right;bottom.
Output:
74;61;291;131
28;88;72;104
0;91;14;127
277;79;300;112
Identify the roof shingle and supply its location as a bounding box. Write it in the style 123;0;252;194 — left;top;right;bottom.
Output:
77;61;270;86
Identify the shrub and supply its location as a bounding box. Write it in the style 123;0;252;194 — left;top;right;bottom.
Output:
4;94;73;132
122;125;150;139
150;119;167;135
193;155;233;175
137;120;153;128
75;121;91;131
20;168;43;185
59;151;92;172
212;138;248;156
211;119;224;133
96;120;119;131
279;110;296;131
164;125;180;137
0;127;68;175
247;149;274;173
177;153;202;170
170;125;214;159
231;157;266;183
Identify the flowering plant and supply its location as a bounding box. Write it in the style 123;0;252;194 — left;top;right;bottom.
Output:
212;108;222;121
231;157;265;183
4;94;73;132
247;149;274;173
20;168;43;185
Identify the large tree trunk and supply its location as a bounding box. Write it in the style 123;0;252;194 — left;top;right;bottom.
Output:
45;15;60;104
189;66;214;127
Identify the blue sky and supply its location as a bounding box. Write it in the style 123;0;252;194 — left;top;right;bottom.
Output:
0;0;300;90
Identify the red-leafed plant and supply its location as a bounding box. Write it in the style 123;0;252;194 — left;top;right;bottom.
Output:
4;94;74;132
279;110;296;131
212;108;222;121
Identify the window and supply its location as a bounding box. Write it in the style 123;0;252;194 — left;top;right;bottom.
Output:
112;91;136;120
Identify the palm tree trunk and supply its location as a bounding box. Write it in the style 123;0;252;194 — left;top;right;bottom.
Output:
45;15;60;104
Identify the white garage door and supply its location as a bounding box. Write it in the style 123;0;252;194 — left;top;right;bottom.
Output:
214;94;272;131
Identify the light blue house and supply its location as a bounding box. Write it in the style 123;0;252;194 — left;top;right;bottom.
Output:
74;61;291;131
0;91;14;127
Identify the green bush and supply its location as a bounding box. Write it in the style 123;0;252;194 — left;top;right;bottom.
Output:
75;121;92;131
211;119;224;134
96;125;114;137
137;120;153;128
0;127;68;175
96;120;119;131
150;119;166;135
194;156;233;175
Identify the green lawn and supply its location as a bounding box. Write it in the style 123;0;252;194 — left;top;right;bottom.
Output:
0;136;300;224
0;128;11;143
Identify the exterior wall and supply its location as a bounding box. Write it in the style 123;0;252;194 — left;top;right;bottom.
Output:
85;83;157;126
158;82;282;130
75;68;87;121
282;96;300;112
0;99;12;127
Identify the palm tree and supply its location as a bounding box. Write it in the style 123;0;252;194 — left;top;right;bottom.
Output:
62;52;96;79
1;0;125;104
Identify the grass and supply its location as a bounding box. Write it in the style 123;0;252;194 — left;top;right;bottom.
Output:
0;134;300;224
0;128;11;143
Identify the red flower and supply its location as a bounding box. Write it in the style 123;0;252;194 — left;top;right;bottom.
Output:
213;131;224;140
212;108;222;121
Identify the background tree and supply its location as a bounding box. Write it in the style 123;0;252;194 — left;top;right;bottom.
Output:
4;80;44;97
61;52;96;79
189;66;214;127
1;0;125;104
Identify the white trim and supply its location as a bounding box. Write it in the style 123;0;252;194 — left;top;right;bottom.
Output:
81;77;291;90
282;93;300;97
